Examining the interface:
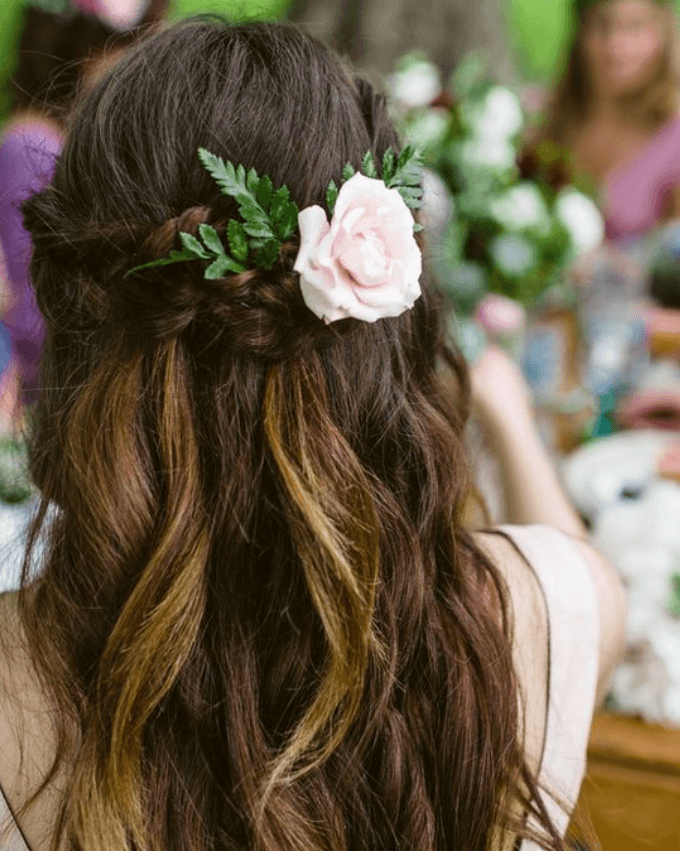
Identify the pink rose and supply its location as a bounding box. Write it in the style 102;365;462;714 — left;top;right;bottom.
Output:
294;173;422;324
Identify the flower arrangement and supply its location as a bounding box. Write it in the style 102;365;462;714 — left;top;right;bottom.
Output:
388;52;604;315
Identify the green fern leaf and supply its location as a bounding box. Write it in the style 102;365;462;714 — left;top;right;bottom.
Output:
246;167;259;195
361;151;377;178
243;220;276;239
197;149;251;206
198;224;225;256
270;186;291;223
205;256;247;279
227;220;249;264
255;239;280;270
342;163;356;182
257;175;274;211
126;248;197;276
382;148;397;183
277;202;299;241
326;180;339;215
179;232;211;259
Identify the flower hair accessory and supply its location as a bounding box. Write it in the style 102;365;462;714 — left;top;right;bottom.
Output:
129;146;425;324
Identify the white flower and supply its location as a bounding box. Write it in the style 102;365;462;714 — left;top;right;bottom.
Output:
419;168;453;234
460;137;516;172
388;60;441;109
469;86;524;141
406;108;449;149
555;188;605;256
294;173;422;324
490;234;538;276
490;183;551;232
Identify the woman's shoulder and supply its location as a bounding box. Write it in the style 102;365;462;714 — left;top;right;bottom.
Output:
0;592;55;805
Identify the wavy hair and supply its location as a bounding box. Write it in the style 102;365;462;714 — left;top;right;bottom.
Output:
20;19;565;851
544;0;680;144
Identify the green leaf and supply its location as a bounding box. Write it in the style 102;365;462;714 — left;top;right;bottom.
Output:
236;164;246;186
126;248;196;276
397;144;415;170
389;146;425;189
197;149;251;206
255;239;280;270
179;232;211;259
204;256;247;279
257;175;274;211
270;186;291;222
398;186;424;202
277;202;299;241
413;222;424;233
326;180;339;214
246;167;259;195
400;193;422;210
342;163;356;182
248;238;268;251
238;203;270;225
382;148;397;183
243;220;276;239
361;151;377;178
227;220;249;264
198;224;225;256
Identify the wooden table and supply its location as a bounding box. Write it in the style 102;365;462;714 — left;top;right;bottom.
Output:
578;712;680;849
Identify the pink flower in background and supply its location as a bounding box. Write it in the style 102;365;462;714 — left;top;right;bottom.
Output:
72;0;149;29
295;173;422;324
473;293;526;337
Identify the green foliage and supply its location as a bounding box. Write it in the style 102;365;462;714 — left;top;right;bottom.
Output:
392;50;600;312
326;180;339;215
130;143;424;280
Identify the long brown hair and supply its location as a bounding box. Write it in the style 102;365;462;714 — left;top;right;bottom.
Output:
544;0;680;144
20;19;564;851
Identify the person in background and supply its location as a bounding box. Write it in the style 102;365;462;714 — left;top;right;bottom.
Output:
544;0;680;250
0;0;167;416
0;20;625;851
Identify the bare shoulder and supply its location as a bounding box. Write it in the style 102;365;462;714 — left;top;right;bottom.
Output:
0;591;56;806
472;530;549;776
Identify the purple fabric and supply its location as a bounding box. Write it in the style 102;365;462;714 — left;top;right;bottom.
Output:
604;115;680;246
0;121;62;403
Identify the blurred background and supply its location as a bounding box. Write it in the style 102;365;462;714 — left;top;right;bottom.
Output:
1;0;668;119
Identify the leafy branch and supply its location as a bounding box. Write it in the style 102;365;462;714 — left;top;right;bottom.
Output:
128;144;423;280
325;145;425;231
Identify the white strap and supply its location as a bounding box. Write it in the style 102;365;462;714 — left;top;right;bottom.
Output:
500;524;600;848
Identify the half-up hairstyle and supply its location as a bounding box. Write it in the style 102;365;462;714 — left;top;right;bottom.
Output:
20;18;566;851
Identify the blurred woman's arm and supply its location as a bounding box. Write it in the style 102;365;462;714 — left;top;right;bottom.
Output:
470;345;626;704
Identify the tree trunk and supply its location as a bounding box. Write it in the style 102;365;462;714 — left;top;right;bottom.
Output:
289;0;515;84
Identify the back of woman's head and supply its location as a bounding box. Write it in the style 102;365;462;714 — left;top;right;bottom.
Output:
21;19;563;851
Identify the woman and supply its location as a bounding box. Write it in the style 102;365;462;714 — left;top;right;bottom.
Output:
0;21;625;851
545;0;680;248
0;0;166;411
